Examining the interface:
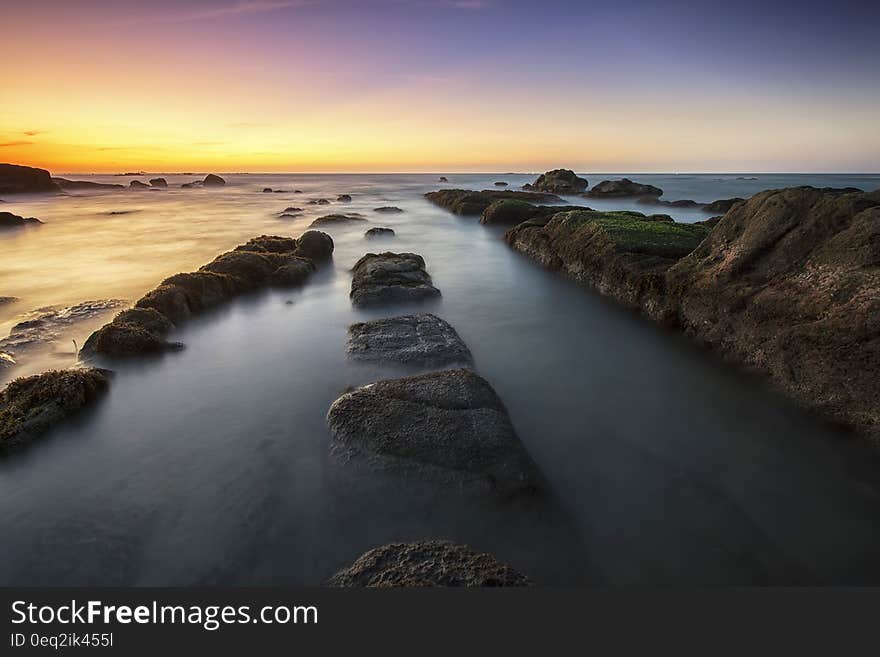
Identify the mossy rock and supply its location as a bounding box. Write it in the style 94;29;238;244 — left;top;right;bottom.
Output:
424;189;562;215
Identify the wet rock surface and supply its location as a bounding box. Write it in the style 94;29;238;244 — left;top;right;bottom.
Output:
326;368;541;496
350;252;440;307
424;188;562;215
346;313;472;366
327;540;530;587
0;368;110;448
586;178;663;198
523;169;588;194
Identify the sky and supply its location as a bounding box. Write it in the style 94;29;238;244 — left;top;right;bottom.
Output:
1;0;878;173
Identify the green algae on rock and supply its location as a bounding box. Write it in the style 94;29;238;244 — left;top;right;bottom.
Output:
424;188;561;215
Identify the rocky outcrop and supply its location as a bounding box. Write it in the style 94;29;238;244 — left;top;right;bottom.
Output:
327;540;530;587
424;189;561;215
149;178;167;188
309;213;366;227
586;178;663;198
336;194;352;202
703;197;744;213
263;188;273;193
326;368;541;497
0;163;59;194
81;231;333;357
666;186;880;437
53;178;124;190
523;169;588;194
438;176;448;182
129;180;150;189
479;199;573;226
346;313;472;366
350;252;440;307
505;209;708;323
365;227;395;238
0;211;42;228
373;206;403;213
203;174;226;186
0;368;110;448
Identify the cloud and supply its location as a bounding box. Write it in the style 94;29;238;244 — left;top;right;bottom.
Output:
0;141;34;148
110;1;309;26
22;130;45;137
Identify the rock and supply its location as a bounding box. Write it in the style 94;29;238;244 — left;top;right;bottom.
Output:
271;257;316;286
337;194;352;202
373;206;403;213
0;297;18;305
273;190;287;193
327;540;530;587
1;299;126;354
235;235;298;253
327;368;541;496
365;227;395;238
309;213;366;227
279;207;303;215
0;163;59;194
505;209;708;322
586;178;663;198
181;183;194;189
637;196;703;208
346;313;472;366
263;188;273;193
438;176;448;182
703;197;745;213
203;174;226;186
494;181;508;187
53;178;124;190
523;169;588;194
0;352;15;370
479;199;573;226
295;230;334;261
135;284;193;321
129;180;150;189
149;178;167;188
350;252;441;306
308;198;331;205
424;189;562;215
0;368;111;448
80;308;179;357
0;211;42;228
294;190;303;194
667;186;880;437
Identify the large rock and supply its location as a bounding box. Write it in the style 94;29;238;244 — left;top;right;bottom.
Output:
309;213;366;227
346;313;472;366
0;211;42;228
326;368;541;496
523;169;588;194
0;368;110;448
667;186;880;437
80;308;179;357
350;252;440;307
53;178;124;190
0;163;59;194
480;199;573;226
327;541;530;587
295;230;334;261
505;209;708;322
586;178;663;198
203;174;226;186
424;189;562;215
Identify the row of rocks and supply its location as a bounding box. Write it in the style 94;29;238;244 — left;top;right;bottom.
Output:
500;185;880;438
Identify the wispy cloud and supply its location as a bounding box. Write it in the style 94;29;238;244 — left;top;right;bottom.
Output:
22;130;45;137
109;1;309;26
0;140;34;148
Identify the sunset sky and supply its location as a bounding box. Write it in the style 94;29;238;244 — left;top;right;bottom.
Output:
2;0;878;173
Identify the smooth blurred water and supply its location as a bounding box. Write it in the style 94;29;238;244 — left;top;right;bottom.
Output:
2;172;880;585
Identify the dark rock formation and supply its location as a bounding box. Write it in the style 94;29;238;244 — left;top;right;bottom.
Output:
494;181;508;187
350;252;440;306
0;297;18;305
309;213;366;228
505;209;708;322
203;174;226;186
365;227;395;238
53;178;124;190
0;163;59;194
337;194;352;202
327;540;530;587
438;176;448;182
523;169;588;194
637;196;703;208
149;178;167;188
346;313;472;366
0;368;110;448
280;207;303;214
424;189;561;215
81;231;333;357
703;197;745;213
373;206;403;213
480;199;574;226
326;368;541;496
1;299;125;355
666;186;880;437
263;188;273;193
181;183;194;189
129;180;150;189
0;211;42;228
586;178;663;198
308;198;331;205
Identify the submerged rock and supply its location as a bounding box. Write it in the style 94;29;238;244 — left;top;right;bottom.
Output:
373;206;403;213
702;197;745;213
327;369;541;496
494;181;508;187
0;163;59;195
337;194;352;202
347;313;472;366
280;207;303;214
586;178;663;198
327;540;530;587
438;176;448;182
149;178;167;188
638;196;703;208
308;198;331;205
0;211;42;228
263;188;273;193
523;169;588;194
53;178;124;190
0;368;110;448
309;213;366;227
350;252;440;307
364;227;395;238
479;199;573;226
424;189;562;215
203;174;226;186
0;297;18;305
129;180;150;189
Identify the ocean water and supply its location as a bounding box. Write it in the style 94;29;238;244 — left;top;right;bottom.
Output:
1;172;880;585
